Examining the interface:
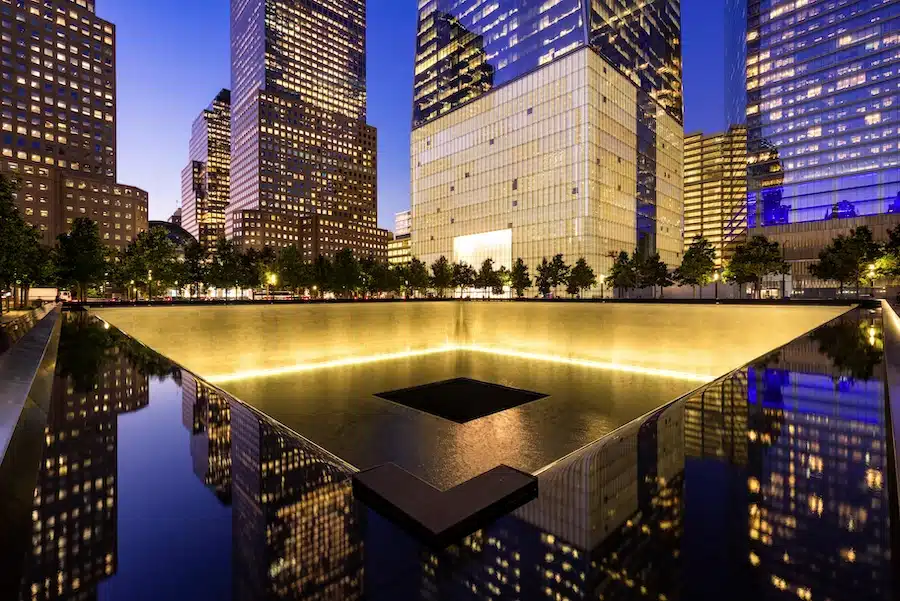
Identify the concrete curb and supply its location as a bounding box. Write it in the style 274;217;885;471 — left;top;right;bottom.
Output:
0;305;62;598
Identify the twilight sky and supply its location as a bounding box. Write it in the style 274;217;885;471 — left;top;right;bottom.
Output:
102;0;726;229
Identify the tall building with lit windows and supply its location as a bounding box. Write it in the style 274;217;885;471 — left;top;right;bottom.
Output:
0;0;148;248
684;126;748;267
226;0;387;261
410;0;684;286
182;89;231;250
727;0;900;289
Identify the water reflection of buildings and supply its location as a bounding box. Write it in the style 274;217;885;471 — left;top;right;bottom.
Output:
229;398;363;600
685;311;892;600
181;371;232;504
180;373;365;599
21;334;149;601
365;402;685;600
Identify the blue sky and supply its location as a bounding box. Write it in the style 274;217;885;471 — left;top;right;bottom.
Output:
103;0;726;229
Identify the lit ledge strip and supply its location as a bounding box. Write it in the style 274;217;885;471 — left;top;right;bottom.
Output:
206;345;712;384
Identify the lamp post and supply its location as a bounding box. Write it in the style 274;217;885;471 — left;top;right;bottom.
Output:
714;271;720;302
147;270;153;301
312;285;318;299
599;274;606;300
130;280;135;302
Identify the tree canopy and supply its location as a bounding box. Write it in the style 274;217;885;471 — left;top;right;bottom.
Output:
674;236;717;296
809;226;880;296
724;235;789;298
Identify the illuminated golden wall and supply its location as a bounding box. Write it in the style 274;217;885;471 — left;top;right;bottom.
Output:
411;47;685;288
94;303;847;384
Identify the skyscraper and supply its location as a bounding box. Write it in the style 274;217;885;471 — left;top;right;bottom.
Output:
410;0;684;285
727;0;900;289
182;89;231;250
684;126;748;268
226;0;387;261
0;0;148;248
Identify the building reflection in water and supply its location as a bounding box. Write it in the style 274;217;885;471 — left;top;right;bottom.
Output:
18;309;895;600
20;314;150;601
181;374;364;600
362;401;685;600
181;371;232;504
685;309;891;600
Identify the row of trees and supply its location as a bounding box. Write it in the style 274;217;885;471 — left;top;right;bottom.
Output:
606;236;790;299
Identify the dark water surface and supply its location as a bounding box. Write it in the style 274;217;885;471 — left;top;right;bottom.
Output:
13;309;895;600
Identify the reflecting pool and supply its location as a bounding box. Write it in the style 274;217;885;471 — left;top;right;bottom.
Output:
12;308;895;600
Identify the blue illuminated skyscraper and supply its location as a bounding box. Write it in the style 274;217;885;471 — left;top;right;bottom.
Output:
726;0;899;289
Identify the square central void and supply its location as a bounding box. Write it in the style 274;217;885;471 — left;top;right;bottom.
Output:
218;349;704;490
375;377;548;423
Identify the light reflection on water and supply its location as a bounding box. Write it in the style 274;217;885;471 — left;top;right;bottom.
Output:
12;309;895;601
220;349;696;488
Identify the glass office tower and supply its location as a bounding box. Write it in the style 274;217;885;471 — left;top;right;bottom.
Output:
684;126;748;268
182;90;231;251
411;0;684;285
727;0;899;288
227;0;387;260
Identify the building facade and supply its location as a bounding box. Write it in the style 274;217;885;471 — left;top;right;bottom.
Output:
394;209;411;237
388;232;411;266
727;0;900;288
684;126;748;267
226;0;387;261
411;0;684;280
182;89;230;250
0;0;148;248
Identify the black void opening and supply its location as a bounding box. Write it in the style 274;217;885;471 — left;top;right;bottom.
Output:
375;377;548;423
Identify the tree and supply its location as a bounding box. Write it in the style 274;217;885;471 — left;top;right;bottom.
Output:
451;261;476;297
182;241;208;298
608;251;636;298
636;251;670;299
509;258;532;298
475;258;499;297
312;255;332;298
548;254;570;297
674;236;716;298
535;258;553;297
277;245;310;295
239;248;263;298
361;259;397;297
55;218;107;302
0;174;43;313
567;257;597;298
17;238;55;307
256;246;278;293
118;227;179;299
406;257;430;297
724;235;789;299
331;248;362;298
809;226;881;298
494;266;510;296
209;238;242;297
430;256;453;298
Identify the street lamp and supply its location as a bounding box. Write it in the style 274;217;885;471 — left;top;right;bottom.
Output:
714;271;720;302
148;269;153;301
267;272;277;297
599;274;606;300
